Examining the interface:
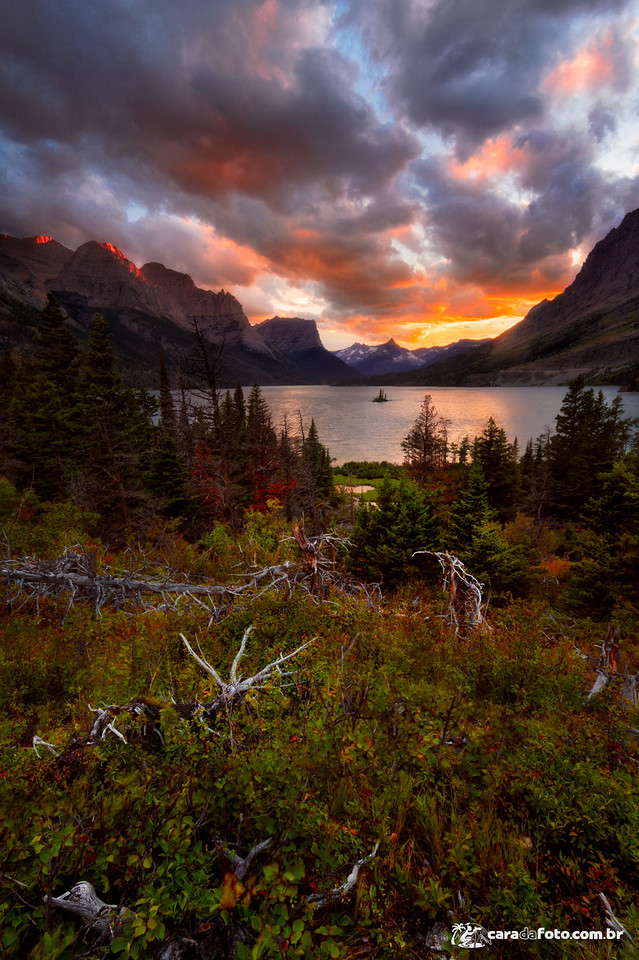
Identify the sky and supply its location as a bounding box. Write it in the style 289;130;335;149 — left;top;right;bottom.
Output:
1;0;639;350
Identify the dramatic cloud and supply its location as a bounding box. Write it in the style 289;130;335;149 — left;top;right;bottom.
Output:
1;0;639;348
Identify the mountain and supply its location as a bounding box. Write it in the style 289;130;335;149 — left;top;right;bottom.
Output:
378;209;639;387
0;234;357;386
335;336;490;377
257;316;355;382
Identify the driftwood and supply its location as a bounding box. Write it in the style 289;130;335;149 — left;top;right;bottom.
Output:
181;626;314;717
0;546;230;617
599;892;636;947
33;627;313;759
579;624;639;704
307;843;379;911
44;881;132;941
413;550;489;637
47;840;376;958
46;836;274;956
1;533;368;617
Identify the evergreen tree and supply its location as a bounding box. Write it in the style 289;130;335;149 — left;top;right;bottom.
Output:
75;314;150;530
303;419;334;501
349;478;442;585
32;294;79;391
245;384;279;510
146;432;190;518
549;377;632;515
233;382;246;430
402;395;448;483
448;465;496;550
158;354;177;436
5;297;81;499
472;417;520;521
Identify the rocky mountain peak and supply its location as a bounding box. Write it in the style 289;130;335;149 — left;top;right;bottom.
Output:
0;233;73;284
257;316;323;354
494;207;639;360
51;241;157;314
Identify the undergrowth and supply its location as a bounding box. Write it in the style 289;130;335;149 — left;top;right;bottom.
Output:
1;514;639;959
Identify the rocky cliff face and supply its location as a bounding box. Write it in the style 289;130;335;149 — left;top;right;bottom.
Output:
0;233;355;385
53;242;160;315
494;208;639;362
256;316;323;354
0;235;74;313
140;262;276;356
257;316;356;382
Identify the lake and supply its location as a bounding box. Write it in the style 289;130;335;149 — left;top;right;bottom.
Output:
253;385;639;465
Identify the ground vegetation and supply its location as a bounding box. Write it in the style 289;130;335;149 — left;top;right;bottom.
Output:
1;303;639;957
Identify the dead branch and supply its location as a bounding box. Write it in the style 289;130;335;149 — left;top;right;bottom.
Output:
45;881;132;941
307;843;379;911
413;550;489;637
32;735;60;758
181;627;314;715
1;535;368;617
599;892;637;947
217;837;273;880
584;624;638;702
287;524;356;599
0;548;229;609
32;628;313;764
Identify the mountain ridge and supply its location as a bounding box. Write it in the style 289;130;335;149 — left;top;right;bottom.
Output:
0;234;357;386
350;209;639;388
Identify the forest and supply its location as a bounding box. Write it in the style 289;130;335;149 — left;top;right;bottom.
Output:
0;296;639;959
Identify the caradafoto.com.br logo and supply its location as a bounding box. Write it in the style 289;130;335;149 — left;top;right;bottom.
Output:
450;923;624;947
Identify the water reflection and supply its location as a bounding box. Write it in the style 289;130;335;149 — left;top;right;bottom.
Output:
254;385;639;465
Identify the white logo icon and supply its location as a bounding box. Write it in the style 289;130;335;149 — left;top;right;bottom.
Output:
451;923;490;948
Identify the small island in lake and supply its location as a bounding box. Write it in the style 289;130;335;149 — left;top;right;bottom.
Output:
372;388;389;402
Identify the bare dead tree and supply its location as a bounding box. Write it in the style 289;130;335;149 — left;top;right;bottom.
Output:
187;319;227;433
413;550;490;637
575;623;639;704
180;626;314;718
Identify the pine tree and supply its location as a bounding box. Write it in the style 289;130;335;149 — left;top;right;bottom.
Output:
158;354;177;436
75;314;150;530
32;294;79;391
245;384;278;510
448;465;496;550
549;377;632;515
402;395;448;483
5;297;81;499
472;417;520;521
349;478;442;585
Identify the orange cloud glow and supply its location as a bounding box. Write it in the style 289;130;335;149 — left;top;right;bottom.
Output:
543;35;617;96
449;135;526;181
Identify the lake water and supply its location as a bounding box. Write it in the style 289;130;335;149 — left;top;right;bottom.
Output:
253;385;639;465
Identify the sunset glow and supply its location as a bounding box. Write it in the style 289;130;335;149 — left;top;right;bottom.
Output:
1;0;638;350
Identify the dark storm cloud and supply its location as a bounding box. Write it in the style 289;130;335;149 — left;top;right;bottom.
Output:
350;0;627;152
414;122;639;291
0;0;416;213
1;0;638;337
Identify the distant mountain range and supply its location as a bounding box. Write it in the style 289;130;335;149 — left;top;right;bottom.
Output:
0;235;355;386
334;336;490;377
3;208;639;388
356;209;639;388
